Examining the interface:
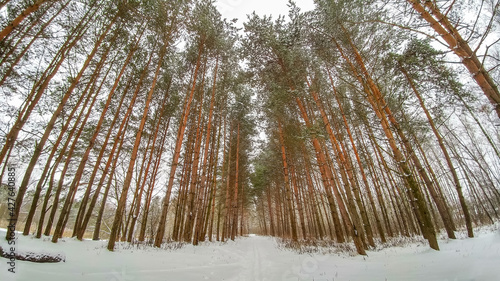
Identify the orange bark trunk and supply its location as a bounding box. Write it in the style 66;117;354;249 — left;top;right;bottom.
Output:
155;38;205;247
408;0;500;118
0;0;50;41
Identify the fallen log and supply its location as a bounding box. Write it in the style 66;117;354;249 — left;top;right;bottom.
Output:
0;245;65;263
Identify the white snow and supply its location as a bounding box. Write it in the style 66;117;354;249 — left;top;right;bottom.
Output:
1;227;499;281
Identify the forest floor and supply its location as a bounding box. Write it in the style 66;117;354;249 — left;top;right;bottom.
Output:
0;225;499;281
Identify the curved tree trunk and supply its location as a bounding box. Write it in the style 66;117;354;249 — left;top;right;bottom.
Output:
408;0;500;118
0;0;51;41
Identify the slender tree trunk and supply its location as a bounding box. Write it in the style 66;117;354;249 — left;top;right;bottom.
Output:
155;38;205;247
335;32;439;250
221;122;233;242
208;119;222;241
139;118;170;242
302;147;324;239
185;60;209;243
266;186;275;236
231;123;241;241
401;66;474;237
22;20;116;236
107;45;167;250
0;0;52;41
277;121;298;242
290;165;307;239
0;5;96;169
195;58;220;243
408;0;500;118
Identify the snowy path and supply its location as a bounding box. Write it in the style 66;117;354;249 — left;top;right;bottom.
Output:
1;229;500;280
237;236;293;281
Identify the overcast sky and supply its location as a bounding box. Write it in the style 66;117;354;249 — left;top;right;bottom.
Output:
215;0;315;28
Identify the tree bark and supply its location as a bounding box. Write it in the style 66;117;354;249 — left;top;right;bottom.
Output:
408;0;500;118
277;121;298;242
107;45;167;250
0;0;52;41
154;37;205;247
401;65;473;238
334;31;439;250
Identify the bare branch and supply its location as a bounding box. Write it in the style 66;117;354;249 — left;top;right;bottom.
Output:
444;0;458;17
346;19;449;49
473;0;500;54
480;37;500;67
466;0;485;42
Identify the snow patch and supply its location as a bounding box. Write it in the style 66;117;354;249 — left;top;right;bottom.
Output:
0;227;499;280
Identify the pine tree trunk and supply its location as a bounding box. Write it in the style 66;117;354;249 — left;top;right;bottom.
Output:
231;123;241;241
138;118;170;242
302;147;324;239
266;186;275;236
277;121;298;242
208;120;222;241
155;38;205;247
408;0;500;118
0;0;51;41
107;45;167;250
401;66;474;237
196;58;220;243
335;32;439;250
0;5;96;168
290;165;307;239
0;1;69;87
221;123;233;242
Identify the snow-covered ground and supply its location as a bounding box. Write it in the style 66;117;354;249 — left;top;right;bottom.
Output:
1;227;499;281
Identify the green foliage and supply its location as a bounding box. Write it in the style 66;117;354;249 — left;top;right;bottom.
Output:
389;38;478;122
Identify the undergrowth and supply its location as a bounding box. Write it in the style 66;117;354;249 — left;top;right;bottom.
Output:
276;222;500;255
277;235;426;256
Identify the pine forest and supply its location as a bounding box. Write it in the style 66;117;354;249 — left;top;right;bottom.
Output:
0;0;500;280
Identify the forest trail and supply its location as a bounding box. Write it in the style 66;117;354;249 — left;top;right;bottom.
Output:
240;236;266;281
236;235;292;281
